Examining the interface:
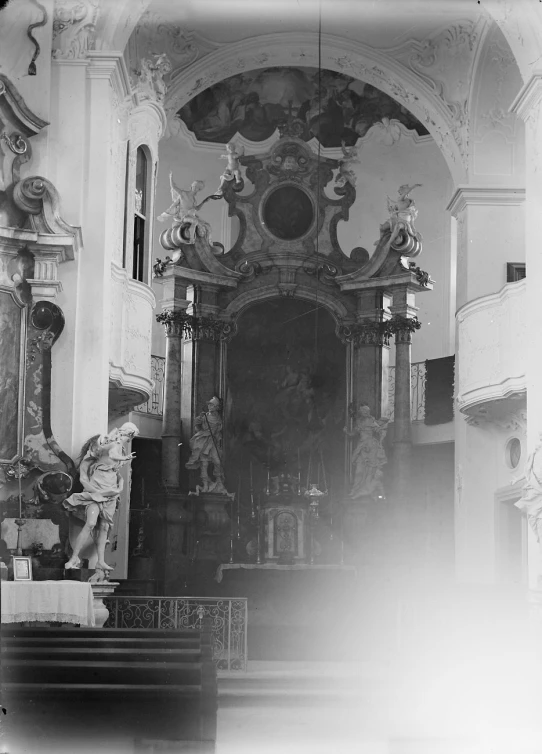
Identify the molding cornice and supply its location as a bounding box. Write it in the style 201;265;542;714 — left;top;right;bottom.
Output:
86;51;132;101
446;185;525;215
510;70;542;121
456;278;525;323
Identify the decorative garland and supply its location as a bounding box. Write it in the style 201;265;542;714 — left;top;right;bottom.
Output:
156;310;236;342
339;315;421;345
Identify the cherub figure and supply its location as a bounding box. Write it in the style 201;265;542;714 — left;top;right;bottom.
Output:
381;183;423;248
63;423;139;573
137;53;172;102
335;140;359;188
157;173;214;245
215;142;244;196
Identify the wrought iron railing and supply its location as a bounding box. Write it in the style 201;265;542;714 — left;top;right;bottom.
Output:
103;596;248;671
388;361;426;423
134;355;165;415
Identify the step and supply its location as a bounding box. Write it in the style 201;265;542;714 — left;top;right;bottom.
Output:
2;636;202;650
1;646;212;663
1;626;202;640
3;659;211;686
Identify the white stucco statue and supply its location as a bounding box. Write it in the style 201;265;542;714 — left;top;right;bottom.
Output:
215;142;244;196
381;183;423;248
344;405;389;501
515;435;542;545
157;173;215;246
135;53;172;102
186;397;228;495
335;141;359;188
63;423;139;572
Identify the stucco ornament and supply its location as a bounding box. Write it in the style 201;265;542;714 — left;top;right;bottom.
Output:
133;53;172;103
52;0;100;60
515;434;542;544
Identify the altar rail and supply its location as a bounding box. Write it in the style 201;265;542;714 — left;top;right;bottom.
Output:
388;361;426;422
103;596;248;671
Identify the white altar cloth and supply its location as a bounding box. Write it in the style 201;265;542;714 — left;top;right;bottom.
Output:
1;580;95;626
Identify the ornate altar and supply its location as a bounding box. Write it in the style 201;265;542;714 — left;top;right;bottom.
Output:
154;123;433;590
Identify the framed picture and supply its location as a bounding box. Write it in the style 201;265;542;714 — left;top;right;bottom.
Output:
12;556;33;581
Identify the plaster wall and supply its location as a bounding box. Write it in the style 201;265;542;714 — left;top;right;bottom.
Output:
0;0;53;177
455;414;527;584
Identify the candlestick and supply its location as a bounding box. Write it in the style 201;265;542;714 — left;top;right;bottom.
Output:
236;475;241;539
250;461;256;520
297;448;301;496
266;449;271;495
18;460;22;519
329;482;334;541
256;496;262;564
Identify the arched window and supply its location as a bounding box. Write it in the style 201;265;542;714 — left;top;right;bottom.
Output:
133;146;149;282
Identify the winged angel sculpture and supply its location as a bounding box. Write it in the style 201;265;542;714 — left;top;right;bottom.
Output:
157;173;217;247
381;183;423;249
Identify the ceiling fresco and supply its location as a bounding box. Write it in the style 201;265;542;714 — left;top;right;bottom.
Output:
177;66;429;148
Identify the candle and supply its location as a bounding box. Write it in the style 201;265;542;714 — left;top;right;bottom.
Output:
256;495;262;564
18;460;22;518
250;461;255;520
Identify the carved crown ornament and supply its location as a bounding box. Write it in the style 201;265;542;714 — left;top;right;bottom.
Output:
156;309;237;342
339;315;422;346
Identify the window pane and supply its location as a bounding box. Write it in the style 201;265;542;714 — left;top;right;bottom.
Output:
135;148;147;217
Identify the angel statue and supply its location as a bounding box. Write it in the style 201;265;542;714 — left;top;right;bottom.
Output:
335;140;359;188
344;405;389;501
157;173;215;246
215;142;245;196
63;422;139;573
186;397;230;495
380;183;423;249
136;53;172;103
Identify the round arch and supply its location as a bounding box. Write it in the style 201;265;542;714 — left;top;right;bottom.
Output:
223;284;351;337
165;31;466;183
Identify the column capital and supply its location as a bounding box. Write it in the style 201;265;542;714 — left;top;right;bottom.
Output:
510;70;542;122
446;186;525;217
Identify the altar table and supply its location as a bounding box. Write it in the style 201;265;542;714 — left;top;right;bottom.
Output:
215;562;356;583
1;580;95;626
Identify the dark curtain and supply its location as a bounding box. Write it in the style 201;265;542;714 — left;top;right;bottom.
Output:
424;355;455;425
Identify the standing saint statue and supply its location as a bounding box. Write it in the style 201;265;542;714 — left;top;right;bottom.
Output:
516;434;542;543
344;405;389;501
63;422;139;572
186;397;228;494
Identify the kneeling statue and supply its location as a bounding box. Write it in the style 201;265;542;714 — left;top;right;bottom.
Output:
63;422;139;572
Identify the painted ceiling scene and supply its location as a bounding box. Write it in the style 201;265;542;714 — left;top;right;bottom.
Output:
177;66;429;148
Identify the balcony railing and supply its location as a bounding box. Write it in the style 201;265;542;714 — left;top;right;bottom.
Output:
103;595;248;671
134;355;165;416
388;361;427;423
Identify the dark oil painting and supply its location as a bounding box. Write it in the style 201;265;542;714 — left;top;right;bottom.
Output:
226;299;346;495
178;66;428;148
